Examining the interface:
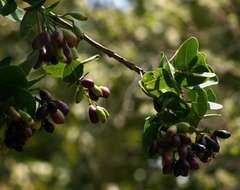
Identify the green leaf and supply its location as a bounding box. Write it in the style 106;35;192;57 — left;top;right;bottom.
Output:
46;1;60;12
192;88;208;117
63;12;88;21
0;0;17;16
28;74;46;87
142;116;159;156
63;60;84;83
208;102;223;110
0;57;11;67
20;50;39;74
75;86;84;103
14;88;36;116
170;37;199;70
0;65;27;88
42;63;65;78
206;88;216;102
20;10;38;39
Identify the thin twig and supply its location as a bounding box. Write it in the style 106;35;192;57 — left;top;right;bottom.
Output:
48;11;145;75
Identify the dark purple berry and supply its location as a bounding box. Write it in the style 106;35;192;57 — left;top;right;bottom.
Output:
80;78;94;88
39;90;53;101
88;105;99;123
51;30;64;47
174;159;190;177
162;153;173;174
24;127;33;138
42;119;55;133
100;86;110;98
178;146;188;159
149;140;160;156
205;136;220;152
171;134;181;147
179;134;192;145
63;30;79;48
32;32;51;49
63;43;73;63
50;109;65;124
36;106;48;120
213;130;231;139
55;100;69;115
47;101;58;113
191;143;206;153
189;157;199;170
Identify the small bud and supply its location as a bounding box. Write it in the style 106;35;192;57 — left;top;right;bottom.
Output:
39;90;53;101
100;86;110;98
88;89;99;101
80;78;94;88
88;105;99;123
96;106;108;123
19;110;34;126
8;106;21;121
55;100;69;115
32;120;41;130
167;125;177;135
91;85;103;97
50;109;65;124
213;130;231;139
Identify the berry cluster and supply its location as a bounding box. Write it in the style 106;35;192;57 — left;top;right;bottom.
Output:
32;29;80;69
3;90;70;151
149;123;231;177
4;107;34;151
35;90;69;133
79;78;110;124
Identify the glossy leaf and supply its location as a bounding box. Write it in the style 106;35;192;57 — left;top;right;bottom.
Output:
42;62;65;78
63;60;84;83
170;37;199;70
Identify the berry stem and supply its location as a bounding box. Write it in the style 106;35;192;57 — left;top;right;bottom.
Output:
47;10;145;75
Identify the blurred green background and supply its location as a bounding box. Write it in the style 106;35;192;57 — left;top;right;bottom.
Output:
0;0;240;189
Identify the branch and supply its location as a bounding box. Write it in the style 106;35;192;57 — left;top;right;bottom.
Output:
48;11;145;75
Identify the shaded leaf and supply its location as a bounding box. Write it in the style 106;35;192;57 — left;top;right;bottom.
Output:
42;62;65;78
